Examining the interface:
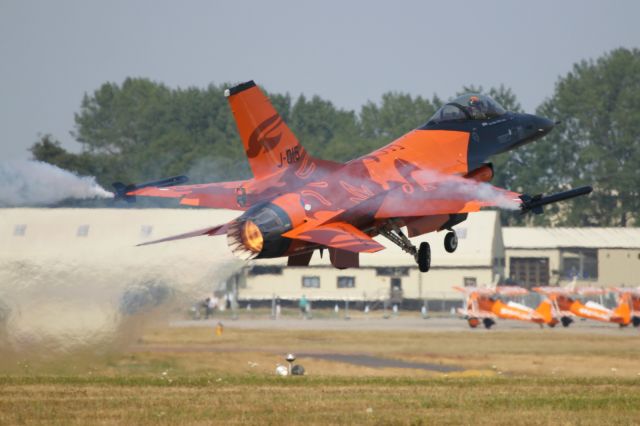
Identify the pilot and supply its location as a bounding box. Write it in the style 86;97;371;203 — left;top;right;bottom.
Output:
468;96;485;119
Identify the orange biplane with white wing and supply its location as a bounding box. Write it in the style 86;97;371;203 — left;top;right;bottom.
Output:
612;287;640;327
533;286;631;327
455;286;552;329
114;81;591;272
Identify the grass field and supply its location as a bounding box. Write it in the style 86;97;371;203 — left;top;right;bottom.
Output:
1;323;639;425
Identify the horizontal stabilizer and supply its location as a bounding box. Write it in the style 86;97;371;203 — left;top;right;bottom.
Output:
137;223;228;247
283;221;384;253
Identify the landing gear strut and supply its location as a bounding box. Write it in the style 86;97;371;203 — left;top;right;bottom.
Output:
444;231;458;253
379;221;431;272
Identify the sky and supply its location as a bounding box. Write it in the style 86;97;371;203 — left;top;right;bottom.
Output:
1;0;639;160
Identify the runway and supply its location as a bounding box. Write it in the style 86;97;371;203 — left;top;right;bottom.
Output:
171;316;640;335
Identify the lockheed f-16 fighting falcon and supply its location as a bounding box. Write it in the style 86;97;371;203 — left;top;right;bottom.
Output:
114;81;592;271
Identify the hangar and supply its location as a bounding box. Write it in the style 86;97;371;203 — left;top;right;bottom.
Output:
1;208;638;312
503;227;640;288
241;211;504;305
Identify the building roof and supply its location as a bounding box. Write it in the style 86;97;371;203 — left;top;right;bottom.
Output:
503;227;640;249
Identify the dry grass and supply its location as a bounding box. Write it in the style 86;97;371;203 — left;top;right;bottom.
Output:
1;327;639;425
1;376;639;425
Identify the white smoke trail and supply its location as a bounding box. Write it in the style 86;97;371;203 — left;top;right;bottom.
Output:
413;169;521;210
0;160;113;206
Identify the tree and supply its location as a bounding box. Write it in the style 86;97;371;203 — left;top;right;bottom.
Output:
532;48;640;226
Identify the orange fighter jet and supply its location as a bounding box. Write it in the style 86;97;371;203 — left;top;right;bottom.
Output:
456;286;551;329
533;286;630;327
114;81;592;271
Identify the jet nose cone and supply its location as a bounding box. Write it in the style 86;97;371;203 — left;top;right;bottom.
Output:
535;116;555;136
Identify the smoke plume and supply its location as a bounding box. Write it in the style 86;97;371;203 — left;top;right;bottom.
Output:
414;169;521;210
0;160;113;206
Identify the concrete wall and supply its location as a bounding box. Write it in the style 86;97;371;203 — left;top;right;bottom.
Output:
599;249;640;286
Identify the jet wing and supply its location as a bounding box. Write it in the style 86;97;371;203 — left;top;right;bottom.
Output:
123;180;251;210
374;173;521;219
283;221;384;253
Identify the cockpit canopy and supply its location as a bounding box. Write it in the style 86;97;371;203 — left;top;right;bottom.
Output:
427;93;506;124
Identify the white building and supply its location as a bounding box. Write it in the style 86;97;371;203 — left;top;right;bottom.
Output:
504;227;640;288
242;211;504;305
2;208;638;313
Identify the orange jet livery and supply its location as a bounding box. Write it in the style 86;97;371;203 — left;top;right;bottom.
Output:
114;81;592;271
456;286;551;329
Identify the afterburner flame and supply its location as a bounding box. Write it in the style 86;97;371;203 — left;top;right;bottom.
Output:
241;220;263;253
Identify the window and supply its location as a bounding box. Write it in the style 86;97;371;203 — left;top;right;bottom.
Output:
76;225;90;237
376;267;409;277
13;224;26;236
140;225;153;238
510;257;550;288
302;276;320;288
337;276;355;289
390;277;402;289
464;277;477;287
249;265;283;276
560;249;598;280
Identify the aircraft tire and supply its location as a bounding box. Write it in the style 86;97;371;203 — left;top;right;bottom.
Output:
632;317;640;327
561;316;573;328
417;242;431;272
444;231;458;253
483;318;495;329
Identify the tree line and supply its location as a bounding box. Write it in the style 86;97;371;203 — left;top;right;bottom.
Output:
32;48;640;227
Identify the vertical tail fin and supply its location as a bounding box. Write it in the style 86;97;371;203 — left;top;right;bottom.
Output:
225;81;307;179
535;299;555;324
614;294;632;325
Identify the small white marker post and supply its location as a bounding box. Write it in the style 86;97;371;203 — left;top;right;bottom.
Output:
286;353;296;376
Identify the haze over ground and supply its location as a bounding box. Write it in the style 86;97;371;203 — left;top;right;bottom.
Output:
1;0;639;160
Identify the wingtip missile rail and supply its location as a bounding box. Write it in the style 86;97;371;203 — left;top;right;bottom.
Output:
112;175;189;202
520;186;593;214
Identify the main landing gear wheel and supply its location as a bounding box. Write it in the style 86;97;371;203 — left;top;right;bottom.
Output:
561;316;573;328
444;231;458;253
378;221;432;273
483;318;495;329
417;242;431;273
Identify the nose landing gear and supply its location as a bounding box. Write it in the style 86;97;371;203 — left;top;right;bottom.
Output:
444;231;458;253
